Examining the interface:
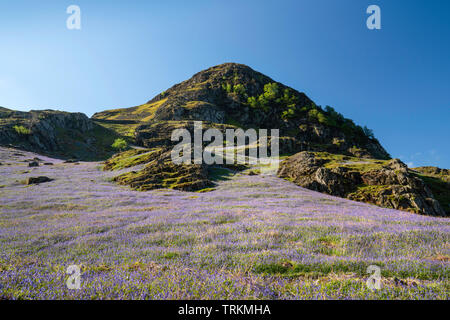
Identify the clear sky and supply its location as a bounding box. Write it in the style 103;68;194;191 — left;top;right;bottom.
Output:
0;0;449;167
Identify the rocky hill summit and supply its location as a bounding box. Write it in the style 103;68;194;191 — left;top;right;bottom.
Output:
93;63;389;159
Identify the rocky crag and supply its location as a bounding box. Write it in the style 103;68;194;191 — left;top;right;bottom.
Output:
0;107;118;160
277;152;447;216
411;166;450;215
109;147;211;192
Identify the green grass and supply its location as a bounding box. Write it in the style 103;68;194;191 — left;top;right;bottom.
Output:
311;152;389;172
93;121;139;139
347;185;390;198
161;252;181;259
103;148;160;171
208;167;235;182
254;259;449;281
225;116;243;128
196;187;216;193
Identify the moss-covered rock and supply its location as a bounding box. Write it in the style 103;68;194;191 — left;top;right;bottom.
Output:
105;145;247;192
25;176;53;185
111;147;211;191
278;152;447;216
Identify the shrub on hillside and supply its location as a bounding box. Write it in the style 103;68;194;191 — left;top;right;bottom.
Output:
111;138;128;152
13;125;31;135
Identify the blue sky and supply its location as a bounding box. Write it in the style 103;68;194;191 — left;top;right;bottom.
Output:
0;0;449;167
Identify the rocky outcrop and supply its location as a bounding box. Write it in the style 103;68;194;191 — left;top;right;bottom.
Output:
0;108;92;148
0;108;119;160
413;167;450;180
134;120;242;149
28;161;39;167
111;147;212;191
411;166;450;216
278;152;447;216
26;176;53;185
115;161;210;192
